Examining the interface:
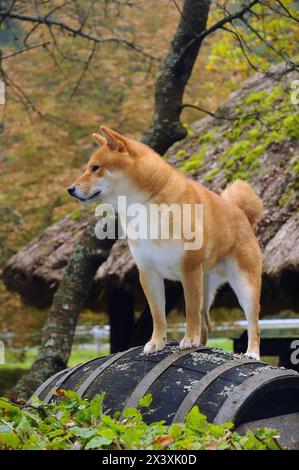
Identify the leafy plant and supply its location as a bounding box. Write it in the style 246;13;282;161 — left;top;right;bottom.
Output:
0;392;282;450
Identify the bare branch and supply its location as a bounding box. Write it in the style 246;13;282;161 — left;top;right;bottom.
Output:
0;9;159;61
23;23;41;47
181;103;258;121
70;40;97;99
221;25;262;74
0;68;44;117
1;41;50;59
181;103;277;132
268;0;299;22
44;42;71;85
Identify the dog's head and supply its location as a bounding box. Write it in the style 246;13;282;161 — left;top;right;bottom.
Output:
68;126;138;203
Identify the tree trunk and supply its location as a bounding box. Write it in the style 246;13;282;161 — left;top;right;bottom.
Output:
142;0;211;154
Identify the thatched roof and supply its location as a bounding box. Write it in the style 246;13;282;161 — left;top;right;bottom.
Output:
3;63;299;313
263;216;299;276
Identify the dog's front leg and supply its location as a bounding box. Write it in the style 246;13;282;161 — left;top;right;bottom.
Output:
180;262;203;349
139;270;167;354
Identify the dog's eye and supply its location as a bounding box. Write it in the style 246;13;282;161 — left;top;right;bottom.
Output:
91;165;101;173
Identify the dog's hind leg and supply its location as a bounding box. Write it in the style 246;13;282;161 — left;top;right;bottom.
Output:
180;263;203;349
201;270;226;345
225;253;261;360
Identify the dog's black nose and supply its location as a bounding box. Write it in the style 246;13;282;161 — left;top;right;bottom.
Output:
67;186;75;195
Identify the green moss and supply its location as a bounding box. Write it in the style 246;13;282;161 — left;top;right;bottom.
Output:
263;86;284;108
198;132;215;144
179;144;208;174
245;89;267;105
231;171;250;181
279;191;291;208
243;144;264;164
182;122;194;137
265;131;285;146
70;207;84;221
282;114;299;139
264;110;282;126
293;159;299;175
204;167;220;182
175;149;186;159
221;140;251;170
225;127;241;142
219;138;263;181
247;128;261;142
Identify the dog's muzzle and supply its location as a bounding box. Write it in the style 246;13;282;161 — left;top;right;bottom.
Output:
67;186;101;202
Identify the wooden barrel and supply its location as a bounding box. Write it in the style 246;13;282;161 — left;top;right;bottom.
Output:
33;343;299;448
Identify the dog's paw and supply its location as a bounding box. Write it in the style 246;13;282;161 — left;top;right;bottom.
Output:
245;351;260;361
143;338;166;355
179;336;201;350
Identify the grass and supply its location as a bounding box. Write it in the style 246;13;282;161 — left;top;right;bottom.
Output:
207;338;233;351
0;348;109;371
0;349;108;395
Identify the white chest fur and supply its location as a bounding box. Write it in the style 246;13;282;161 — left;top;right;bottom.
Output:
128;238;184;281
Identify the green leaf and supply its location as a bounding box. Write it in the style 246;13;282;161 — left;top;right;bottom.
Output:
185;406;207;430
0;398;21;415
29;396;44;406
206;423;228;438
122;427;144;447
98;428;115;440
139;393;153;408
85;436;112;449
70;426;97;439
15;416;33;440
48;429;65;439
59;390;80;401
90;393;105;419
0;431;20;449
139;394;152;408
122;407;142;420
169;423;183;440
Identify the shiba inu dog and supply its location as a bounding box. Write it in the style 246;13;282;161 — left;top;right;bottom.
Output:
68;126;263;359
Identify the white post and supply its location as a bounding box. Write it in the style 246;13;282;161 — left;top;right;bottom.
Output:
0;80;5;105
0;340;5;364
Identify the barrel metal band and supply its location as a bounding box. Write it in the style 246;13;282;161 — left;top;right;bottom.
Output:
173;358;258;423
121;346;209;417
214;368;299;425
43;354;113;404
30;368;67;403
44;362;91;404
76;346;143;398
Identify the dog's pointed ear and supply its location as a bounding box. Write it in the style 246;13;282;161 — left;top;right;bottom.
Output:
100;126;127;153
92;133;107;146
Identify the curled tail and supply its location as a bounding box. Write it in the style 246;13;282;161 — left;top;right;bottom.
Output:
221;179;263;226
